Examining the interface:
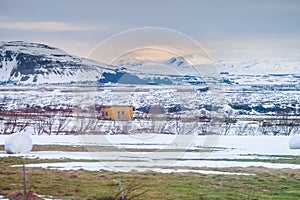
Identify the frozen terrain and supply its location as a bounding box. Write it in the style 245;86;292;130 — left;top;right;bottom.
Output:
0;84;299;136
1;135;300;174
0;41;300;176
1;41;299;137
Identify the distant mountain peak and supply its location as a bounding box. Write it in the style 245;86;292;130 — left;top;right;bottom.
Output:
165;56;187;65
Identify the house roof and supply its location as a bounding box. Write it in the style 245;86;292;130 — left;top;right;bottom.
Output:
102;105;133;108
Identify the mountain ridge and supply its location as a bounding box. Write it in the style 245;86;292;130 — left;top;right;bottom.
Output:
1;41;300;86
0;41;115;85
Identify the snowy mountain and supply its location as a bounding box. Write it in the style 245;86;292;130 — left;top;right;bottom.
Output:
113;56;210;86
164;56;191;68
0;41;117;85
0;41;190;86
217;59;300;75
1;41;300;87
216;59;300;87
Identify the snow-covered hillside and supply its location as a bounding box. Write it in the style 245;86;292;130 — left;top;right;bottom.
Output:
1;41;300;87
0;41;117;85
217;59;300;75
0;41;205;86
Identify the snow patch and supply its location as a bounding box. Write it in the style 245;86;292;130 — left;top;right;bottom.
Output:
12;162;254;175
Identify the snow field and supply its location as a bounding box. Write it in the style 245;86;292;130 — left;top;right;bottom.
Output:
1;135;300;174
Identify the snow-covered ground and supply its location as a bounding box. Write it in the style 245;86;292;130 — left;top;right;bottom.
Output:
0;84;299;136
1;135;300;174
1;134;298;155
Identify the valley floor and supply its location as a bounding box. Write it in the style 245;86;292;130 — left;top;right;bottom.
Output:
0;135;300;199
1;135;300;172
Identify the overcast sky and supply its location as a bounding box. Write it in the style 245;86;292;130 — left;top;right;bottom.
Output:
1;0;300;61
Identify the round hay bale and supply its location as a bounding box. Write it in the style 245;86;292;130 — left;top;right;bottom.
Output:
289;135;300;149
5;131;33;154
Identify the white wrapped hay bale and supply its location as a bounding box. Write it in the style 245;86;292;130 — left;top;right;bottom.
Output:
289;135;300;149
5;131;33;154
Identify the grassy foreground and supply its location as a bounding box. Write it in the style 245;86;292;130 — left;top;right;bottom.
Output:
0;157;300;200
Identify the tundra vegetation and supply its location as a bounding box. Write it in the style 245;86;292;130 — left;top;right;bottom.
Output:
0;157;300;200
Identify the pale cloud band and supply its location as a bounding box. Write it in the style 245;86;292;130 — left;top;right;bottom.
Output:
1;0;299;60
0;20;102;32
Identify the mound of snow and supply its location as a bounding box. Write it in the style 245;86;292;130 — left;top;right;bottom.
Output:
289;136;300;149
5;131;33;154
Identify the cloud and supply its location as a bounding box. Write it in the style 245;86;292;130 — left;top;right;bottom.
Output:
0;20;102;31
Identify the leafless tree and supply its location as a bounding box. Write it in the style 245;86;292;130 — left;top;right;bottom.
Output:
44;114;55;135
3;112;19;134
222;109;237;135
34;117;46;135
56;111;72;134
277;107;300;135
17;114;31;132
75;112;99;134
235;123;259;136
113;180;148;200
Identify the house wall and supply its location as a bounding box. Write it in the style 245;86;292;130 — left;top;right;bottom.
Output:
102;106;133;120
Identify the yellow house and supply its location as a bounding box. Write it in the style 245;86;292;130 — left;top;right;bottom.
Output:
101;105;134;121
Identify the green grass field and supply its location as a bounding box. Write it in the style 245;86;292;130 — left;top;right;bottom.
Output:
1;157;300;200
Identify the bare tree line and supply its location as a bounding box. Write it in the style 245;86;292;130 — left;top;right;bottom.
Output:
0;111;73;135
0;96;299;136
1;110;299;136
210;108;300;136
